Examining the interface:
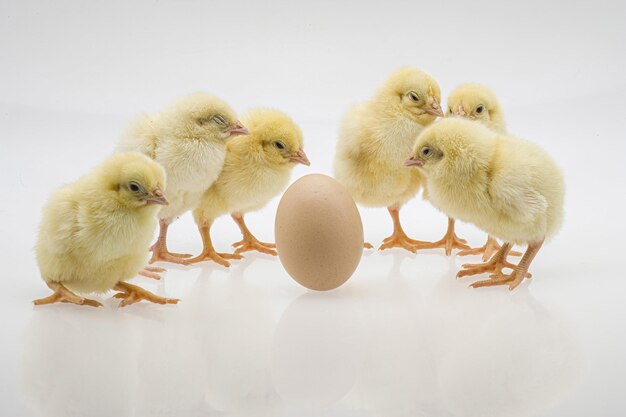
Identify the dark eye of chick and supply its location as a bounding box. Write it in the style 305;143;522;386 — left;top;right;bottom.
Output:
274;141;286;150
409;92;420;102
129;182;141;193
421;147;432;157
476;106;484;114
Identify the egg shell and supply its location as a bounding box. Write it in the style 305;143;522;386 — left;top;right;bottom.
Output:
275;174;364;291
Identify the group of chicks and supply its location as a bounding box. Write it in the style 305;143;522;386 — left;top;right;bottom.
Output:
34;97;308;307
33;66;564;308
335;68;564;291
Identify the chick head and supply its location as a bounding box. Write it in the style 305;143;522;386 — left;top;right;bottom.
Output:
239;108;309;169
446;84;505;132
376;67;444;124
406;118;496;180
161;93;248;142
101;152;168;209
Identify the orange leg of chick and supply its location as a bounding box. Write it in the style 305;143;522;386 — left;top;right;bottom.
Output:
457;242;518;279
410;217;471;256
187;223;243;267
230;213;277;256
458;235;522;262
149;219;193;265
33;282;102;308
471;240;543;291
364;242;374;249
113;281;179;307
378;205;427;253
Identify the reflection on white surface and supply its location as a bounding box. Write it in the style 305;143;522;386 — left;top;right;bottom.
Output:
18;253;582;417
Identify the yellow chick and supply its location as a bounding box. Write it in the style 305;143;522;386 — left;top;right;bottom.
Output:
189;108;309;267
446;83;521;261
117;93;248;265
406;118;564;290
33;152;179;307
334;67;467;253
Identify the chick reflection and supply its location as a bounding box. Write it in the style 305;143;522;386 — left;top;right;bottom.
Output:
432;276;582;417
191;263;283;417
19;307;137;417
271;290;365;410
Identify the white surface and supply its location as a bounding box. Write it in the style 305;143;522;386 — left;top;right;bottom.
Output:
1;1;626;416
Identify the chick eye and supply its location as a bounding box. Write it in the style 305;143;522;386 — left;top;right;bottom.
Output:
212;114;227;126
129;181;141;193
274;141;286;150
421;147;432;157
476;105;484;114
408;91;420;102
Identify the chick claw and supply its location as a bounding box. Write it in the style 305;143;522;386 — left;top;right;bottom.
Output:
33;283;102;308
148;251;192;265
187;250;243;267
232;237;277;256
457;258;519;278
458;236;522;262
113;282;179;307
410;233;471;256
471;269;528;291
138;266;166;280
364;242;374;250
379;233;420;253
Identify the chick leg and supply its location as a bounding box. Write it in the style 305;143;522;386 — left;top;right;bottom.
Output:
379;205;426;253
457;243;517;278
458;235;522;262
410;217;471;255
230;213;277;256
471;240;543;291
187;223;243;267
33;282;102;307
149;219;193;265
113;282;179;307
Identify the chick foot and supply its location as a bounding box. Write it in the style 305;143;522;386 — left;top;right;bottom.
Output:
113;282;179;307
364;242;374;250
188;223;244;267
148;220;192;265
470;240;543;291
187;250;243;267
138;266;166;280
410;218;470;255
230;213;277;256
378;205;423;253
232;237;277;256
33;282;102;307
457;242;517;279
458;235;522;262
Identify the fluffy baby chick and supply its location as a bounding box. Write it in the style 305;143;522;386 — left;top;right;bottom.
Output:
334;67;467;253
118;93;248;265
446;83;521;261
406;118;564;290
33;152;179;307
189;108;308;267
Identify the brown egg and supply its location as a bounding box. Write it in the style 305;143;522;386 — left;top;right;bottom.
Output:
275;174;364;291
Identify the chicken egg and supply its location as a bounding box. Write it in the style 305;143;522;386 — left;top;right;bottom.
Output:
275;174;363;291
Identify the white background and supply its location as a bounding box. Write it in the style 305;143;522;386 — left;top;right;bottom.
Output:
1;1;625;416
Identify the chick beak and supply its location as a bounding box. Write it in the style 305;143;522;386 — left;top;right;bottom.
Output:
288;149;311;166
228;120;249;136
404;156;423;168
424;101;444;117
146;189;168;206
456;104;467;117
